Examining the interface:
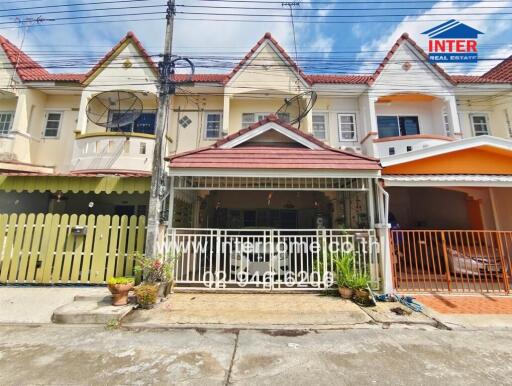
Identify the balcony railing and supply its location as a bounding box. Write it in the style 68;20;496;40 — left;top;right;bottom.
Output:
374;134;453;157
71;132;155;173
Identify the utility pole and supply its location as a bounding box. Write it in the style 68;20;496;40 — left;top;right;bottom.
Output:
145;0;176;258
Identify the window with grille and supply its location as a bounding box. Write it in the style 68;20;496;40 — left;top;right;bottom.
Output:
338;113;357;141
205;112;222;139
43;112;63;138
241;112;290;128
312;114;327;139
0;112;14;136
470;114;490;136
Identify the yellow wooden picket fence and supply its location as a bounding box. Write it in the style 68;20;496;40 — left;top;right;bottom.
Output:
0;213;146;284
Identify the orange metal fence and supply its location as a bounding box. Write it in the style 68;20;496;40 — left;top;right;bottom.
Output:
391;230;512;294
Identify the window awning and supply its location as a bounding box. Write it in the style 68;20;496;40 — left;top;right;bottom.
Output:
0;174;150;194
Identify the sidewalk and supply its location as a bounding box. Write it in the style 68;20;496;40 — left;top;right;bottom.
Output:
416;294;512;330
122;292;436;330
0;287;108;324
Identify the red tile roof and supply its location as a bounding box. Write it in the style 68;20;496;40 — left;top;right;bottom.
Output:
306;74;372;84
482;55;512;82
451;75;511;84
1;31;511;87
168;114;380;171
0;171;150;177
171;74;227;83
82;31;158;84
0;35;50;81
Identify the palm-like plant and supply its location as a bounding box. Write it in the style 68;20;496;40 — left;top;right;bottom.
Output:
334;252;356;288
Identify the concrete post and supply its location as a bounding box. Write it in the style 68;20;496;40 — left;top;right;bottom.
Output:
222;93;230;134
376;223;393;294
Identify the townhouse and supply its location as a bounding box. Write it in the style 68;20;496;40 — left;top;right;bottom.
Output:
0;30;511;293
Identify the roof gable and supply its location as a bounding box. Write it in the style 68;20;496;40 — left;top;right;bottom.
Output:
82;31;157;86
369;33;455;87
224;32;311;88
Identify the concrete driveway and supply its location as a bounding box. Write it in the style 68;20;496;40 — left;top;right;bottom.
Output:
0;287;107;324
0;325;512;385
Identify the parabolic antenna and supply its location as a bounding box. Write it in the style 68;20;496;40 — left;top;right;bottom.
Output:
276;91;317;127
86;90;143;130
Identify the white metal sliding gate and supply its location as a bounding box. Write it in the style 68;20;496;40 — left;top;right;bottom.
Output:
167;228;380;291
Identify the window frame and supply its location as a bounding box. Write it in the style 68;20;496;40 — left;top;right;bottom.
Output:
312;112;328;140
241;112;290;129
470;113;490;136
376;114;420;138
443;112;450;136
0;111;14;137
337;113;357;142
108;110;157;135
42;111;64;139
204;111;223;140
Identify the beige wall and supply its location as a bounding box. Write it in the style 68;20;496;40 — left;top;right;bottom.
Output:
491;188;512;230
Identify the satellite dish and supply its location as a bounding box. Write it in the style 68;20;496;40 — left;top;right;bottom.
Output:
276;91;317;128
86;91;143;130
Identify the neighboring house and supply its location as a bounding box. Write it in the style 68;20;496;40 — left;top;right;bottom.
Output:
0;31;511;294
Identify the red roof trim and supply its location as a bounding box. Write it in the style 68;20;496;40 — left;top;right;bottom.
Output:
0;35;49;81
223;32;312;86
481;55;512;82
82;31;158;84
369;33;456;86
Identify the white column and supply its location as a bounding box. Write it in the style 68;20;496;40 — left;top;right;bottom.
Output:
12;91;28;134
222;93;230;135
445;95;461;138
76;91;92;134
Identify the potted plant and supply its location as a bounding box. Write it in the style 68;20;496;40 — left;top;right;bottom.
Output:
134;253;176;298
107;277;134;306
133;284;158;309
334;252;356;299
351;273;371;301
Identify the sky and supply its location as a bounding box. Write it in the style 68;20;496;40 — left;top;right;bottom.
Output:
1;0;511;76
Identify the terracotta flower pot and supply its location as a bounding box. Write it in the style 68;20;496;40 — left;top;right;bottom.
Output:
108;283;134;306
354;288;370;300
338;287;354;299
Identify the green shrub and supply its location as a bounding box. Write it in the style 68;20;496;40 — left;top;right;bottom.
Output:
333;252;356;288
351;273;371;291
134;252;177;283
107;276;134;285
134;284;158;308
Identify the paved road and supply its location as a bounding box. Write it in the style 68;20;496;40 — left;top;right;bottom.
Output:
0;325;511;385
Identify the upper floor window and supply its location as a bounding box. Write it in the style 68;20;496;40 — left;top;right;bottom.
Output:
470;114;490;136
205;112;223;139
43;111;63;138
241;112;290;128
312;114;327;140
377;115;419;138
443;113;450;136
338;113;356;141
0;112;14;136
109;111;156;135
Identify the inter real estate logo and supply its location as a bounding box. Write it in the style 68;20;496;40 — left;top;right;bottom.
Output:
422;19;484;63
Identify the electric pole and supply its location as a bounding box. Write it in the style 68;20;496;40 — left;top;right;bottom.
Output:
145;0;176;259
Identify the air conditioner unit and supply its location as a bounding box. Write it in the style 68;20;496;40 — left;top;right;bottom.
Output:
339;146;362;154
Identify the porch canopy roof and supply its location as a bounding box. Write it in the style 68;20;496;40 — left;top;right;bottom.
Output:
167;115;381;178
0;172;150;193
381;136;512;187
